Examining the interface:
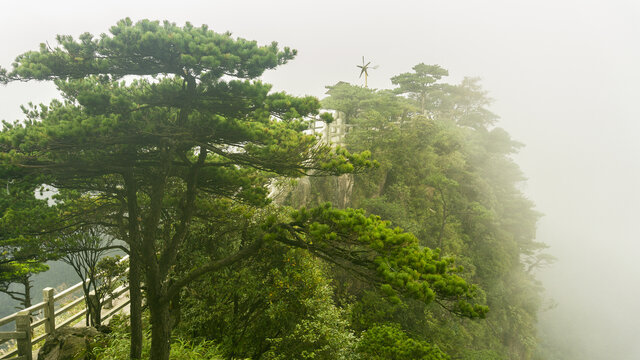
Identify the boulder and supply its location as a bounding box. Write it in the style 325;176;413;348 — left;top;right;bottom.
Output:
37;326;108;360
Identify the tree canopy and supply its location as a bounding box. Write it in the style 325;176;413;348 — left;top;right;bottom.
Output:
0;19;490;360
280;70;546;358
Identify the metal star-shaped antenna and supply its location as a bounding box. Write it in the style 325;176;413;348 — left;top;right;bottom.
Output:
356;56;378;87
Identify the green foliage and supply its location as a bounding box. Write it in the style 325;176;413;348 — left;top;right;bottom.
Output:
260;262;357;360
357;324;449;360
95;333;226;360
6;18;295;81
391;63;449;114
0;259;48;308
0;176;55;262
94;315;227;360
0;175;57;308
283;204;488;318
323;82;410;123
296;64;547;359
175;201;480;358
0;19;375;359
2;20;545;359
176;240;357;359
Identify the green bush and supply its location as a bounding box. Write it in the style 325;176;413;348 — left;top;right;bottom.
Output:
93;315;227;360
261;283;357;360
357;324;449;360
176;246;358;359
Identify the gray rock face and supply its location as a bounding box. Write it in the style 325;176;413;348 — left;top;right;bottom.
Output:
37;327;107;360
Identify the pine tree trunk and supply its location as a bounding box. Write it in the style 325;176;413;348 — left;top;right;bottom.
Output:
20;275;32;309
149;287;171;360
129;254;143;359
124;168;143;360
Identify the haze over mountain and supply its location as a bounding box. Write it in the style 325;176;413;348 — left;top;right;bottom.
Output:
1;1;639;358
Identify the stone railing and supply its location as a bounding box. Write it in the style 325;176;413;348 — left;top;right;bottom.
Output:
0;257;129;360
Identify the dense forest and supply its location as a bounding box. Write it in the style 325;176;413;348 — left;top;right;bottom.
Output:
0;19;551;359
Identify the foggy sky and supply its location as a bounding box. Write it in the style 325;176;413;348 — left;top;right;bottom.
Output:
1;1;639;358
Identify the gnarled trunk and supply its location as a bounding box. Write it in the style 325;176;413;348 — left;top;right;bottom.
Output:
149;282;171;360
128;249;143;359
125;169;143;360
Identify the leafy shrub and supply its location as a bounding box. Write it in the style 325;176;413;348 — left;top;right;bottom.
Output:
93;315;227;360
261;283;357;360
357;324;449;360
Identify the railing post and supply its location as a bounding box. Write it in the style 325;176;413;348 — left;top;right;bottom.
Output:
15;309;33;360
43;287;56;335
103;293;113;310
